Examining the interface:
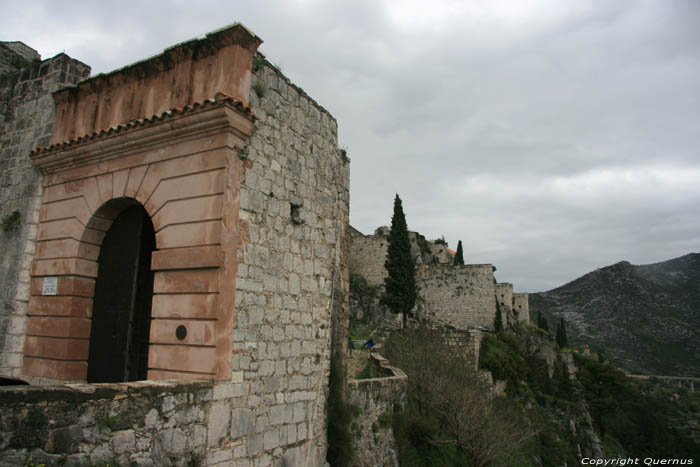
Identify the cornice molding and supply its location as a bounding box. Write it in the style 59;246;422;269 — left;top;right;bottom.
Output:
31;101;255;175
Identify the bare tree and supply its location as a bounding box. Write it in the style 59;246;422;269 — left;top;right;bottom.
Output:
385;327;535;466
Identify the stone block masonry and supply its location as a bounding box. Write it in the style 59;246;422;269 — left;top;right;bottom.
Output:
349;226;454;288
0;23;349;467
347;353;407;467
0;49;90;379
416;263;498;330
350;225;530;336
223;54;350;466
0;380;213;466
349;226;390;287
513;292;530;323
0;42;39;76
496;282;513;327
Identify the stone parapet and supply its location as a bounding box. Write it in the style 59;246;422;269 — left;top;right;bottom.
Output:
347;353;407;467
0;380;213;466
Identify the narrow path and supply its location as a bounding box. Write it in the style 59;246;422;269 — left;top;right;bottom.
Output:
347;349;372;379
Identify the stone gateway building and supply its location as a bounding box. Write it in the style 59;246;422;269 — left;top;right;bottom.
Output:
0;24;349;466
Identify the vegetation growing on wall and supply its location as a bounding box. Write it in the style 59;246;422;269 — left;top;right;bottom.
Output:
251;80;266;98
1;210;20;232
349;273;379;314
326;351;354;467
493;308;503;333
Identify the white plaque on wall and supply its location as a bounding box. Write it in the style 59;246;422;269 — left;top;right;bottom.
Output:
42;277;58;296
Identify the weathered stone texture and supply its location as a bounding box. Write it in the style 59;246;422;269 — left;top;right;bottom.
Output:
416;263;498;330
0;51;90;378
49;28;259;145
0;42;40;76
349;226;389;287
0;380;213;467
513;292;530;323
496;282;513;326
219;56;349;466
1;26;350;466
347;353;406;467
349;226;453;288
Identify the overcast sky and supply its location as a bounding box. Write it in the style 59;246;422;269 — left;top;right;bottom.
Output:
3;0;699;292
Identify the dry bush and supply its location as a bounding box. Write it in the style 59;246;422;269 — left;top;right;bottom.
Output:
384;327;534;466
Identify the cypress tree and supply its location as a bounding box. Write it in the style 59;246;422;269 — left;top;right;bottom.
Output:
454;240;464;265
537;313;550;333
556;317;568;348
381;195;417;322
494;307;503;333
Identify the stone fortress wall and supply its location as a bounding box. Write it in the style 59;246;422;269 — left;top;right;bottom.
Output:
347;352;407;467
417;263;498;330
0;44;90;377
349;226;529;332
224;53;350;466
348;225;454;289
0;42;41;75
496;282;513;326
0;380;215;466
0;25;348;467
348;226;388;287
513;292;530;324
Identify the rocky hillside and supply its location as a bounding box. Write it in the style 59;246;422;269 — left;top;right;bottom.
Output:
530;253;700;377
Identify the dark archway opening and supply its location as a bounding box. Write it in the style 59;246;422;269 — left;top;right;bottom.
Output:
87;203;155;383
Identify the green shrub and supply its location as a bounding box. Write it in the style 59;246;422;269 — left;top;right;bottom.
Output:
378;412;392;427
326;352;354;467
385;327;532;466
251;81;266;98
356;361;372;380
1;210;20;232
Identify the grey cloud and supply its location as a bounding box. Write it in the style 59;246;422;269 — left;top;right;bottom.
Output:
2;0;698;292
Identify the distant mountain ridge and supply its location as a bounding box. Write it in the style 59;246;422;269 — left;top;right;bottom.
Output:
530;253;700;377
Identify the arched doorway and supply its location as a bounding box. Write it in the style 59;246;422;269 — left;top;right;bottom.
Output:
87;202;156;383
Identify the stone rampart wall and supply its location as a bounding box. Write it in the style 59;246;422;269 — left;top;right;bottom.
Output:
496;283;513;327
0;380;214;466
215;56;349;466
437;326;471;349
0;42;39;75
347;353;407;467
349;227;457;288
428;242;452;264
495;283;512;311
416;263;497;330
348;227;388;287
513;293;529;323
0;53;90;378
